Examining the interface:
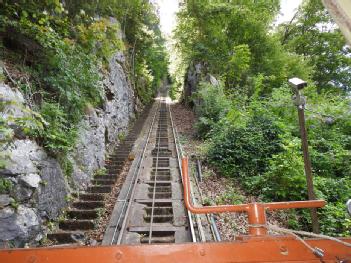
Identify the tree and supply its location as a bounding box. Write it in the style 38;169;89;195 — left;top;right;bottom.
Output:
278;0;351;93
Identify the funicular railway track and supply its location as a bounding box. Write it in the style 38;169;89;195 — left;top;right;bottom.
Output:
1;87;351;262
46;85;212;246
102;87;209;245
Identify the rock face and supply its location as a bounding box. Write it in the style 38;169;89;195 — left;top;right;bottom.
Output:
183;62;203;107
183;62;220;110
0;51;136;247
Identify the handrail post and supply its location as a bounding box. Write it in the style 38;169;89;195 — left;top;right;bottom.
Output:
247;203;267;236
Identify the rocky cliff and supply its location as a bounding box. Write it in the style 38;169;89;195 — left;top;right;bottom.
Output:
0;52;136;247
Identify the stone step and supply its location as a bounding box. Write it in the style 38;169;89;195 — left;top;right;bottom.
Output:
78;193;105;201
67;209;99;220
107;155;129;161
94;175;118;180
47;231;85;244
92;179;115;186
87;185;112;193
59;220;95;231
106;163;124;168
72;201;104;209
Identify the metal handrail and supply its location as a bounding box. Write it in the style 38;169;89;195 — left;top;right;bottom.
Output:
181;157;326;236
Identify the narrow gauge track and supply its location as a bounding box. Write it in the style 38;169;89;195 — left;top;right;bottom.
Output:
103;87;211;245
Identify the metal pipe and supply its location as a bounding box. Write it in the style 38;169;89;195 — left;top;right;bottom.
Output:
297;106;320;234
181;157;326;236
291;83;320;234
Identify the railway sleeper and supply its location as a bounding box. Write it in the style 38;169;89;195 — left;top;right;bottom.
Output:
144;206;173;215
152;158;170;167
148;186;172;193
155;137;169;142
147;192;172;199
139;231;175;244
151;169;170;175
152;148;172;157
150;175;171;181
143;214;173;223
154;143;169;148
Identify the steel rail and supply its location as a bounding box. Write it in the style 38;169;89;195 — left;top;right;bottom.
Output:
168;104;197;242
192;158;220;241
148;97;165;244
109;99;161;245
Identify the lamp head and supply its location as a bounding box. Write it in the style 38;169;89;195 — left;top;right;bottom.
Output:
289;77;308;91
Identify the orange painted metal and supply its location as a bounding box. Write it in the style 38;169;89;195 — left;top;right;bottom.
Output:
0;159;349;263
181;157;326;235
0;237;350;263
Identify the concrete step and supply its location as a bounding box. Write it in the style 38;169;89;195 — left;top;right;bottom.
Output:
72;201;104;209
47;231;85;244
67;209;99;220
78;193;105;201
94;175;118;180
87;185;112;193
92;179;115;186
59;220;95;231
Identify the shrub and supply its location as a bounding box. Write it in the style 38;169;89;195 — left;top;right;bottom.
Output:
194;82;231;138
207;114;282;178
245;138;307;201
36;102;77;155
314;176;351;236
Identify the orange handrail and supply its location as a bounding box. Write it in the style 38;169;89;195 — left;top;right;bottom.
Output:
181;157;326;235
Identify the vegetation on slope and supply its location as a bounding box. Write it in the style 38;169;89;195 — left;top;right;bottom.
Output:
0;0;168;174
174;0;351;236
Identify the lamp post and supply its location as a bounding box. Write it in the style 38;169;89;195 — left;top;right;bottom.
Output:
289;77;320;234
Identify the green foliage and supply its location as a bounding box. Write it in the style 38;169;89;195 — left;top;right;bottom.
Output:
10;199;19;210
175;0;351;236
246;139;307;201
57;154;74;178
94;168;107;177
314;177;351;236
77;18;125;63
169;79;182;101
35;103;77;155
215;187;245;205
194;82;231;138
175;0;310;94
0;178;13;194
0;0;168;176
207;114;282;178
278;0;351;92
